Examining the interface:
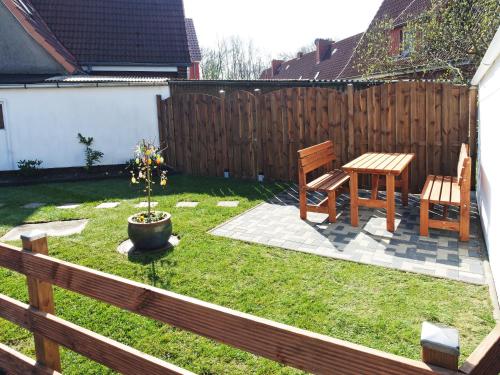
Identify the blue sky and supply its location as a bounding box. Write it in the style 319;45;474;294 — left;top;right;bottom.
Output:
183;0;383;58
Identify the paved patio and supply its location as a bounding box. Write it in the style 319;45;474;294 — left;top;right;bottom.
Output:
211;186;487;284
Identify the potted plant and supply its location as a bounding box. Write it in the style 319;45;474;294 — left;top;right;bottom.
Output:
128;140;171;251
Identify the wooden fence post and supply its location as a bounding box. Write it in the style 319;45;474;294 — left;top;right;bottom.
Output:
21;232;61;372
420;321;459;371
468;86;478;189
347;84;355;161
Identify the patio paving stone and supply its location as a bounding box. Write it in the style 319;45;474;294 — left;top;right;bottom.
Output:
96;202;120;209
176;202;199;208
211;186;487;284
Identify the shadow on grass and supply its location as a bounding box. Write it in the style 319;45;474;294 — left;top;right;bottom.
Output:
128;247;176;288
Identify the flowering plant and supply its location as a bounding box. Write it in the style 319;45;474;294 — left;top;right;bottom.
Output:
130;140;168;223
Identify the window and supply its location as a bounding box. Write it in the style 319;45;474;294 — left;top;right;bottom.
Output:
400;30;415;57
0;103;5;130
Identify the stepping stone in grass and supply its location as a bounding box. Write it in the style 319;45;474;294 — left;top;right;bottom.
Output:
57;203;81;209
176;202;199;208
22;203;45;209
1;219;89;241
96;202;120;209
117;236;180;255
217;201;240;207
135;202;158;208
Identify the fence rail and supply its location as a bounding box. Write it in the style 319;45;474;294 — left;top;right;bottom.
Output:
0;236;498;374
157;82;477;192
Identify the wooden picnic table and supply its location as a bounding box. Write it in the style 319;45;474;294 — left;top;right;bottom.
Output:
342;153;415;232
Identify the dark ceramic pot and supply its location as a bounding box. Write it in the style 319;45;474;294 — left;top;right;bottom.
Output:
127;213;172;251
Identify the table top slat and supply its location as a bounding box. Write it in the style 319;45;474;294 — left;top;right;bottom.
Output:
390;154;415;174
342;153;414;175
342;153;376;170
355;153;387;170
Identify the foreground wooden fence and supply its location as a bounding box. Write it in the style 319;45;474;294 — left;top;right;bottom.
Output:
1;235;499;374
157;82;477;192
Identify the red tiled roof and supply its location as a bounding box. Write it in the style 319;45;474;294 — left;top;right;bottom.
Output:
260;0;431;80
2;0;79;73
185;18;202;62
28;0;192;66
371;0;430;26
260;33;363;80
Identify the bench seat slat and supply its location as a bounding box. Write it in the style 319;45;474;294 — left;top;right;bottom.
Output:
307;170;349;192
429;176;443;202
421;176;461;207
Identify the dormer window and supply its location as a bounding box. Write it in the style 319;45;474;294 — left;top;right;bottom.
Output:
401;30;414;57
391;27;414;58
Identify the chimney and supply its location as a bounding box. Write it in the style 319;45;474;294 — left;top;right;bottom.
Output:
271;59;284;77
297;52;304;59
315;38;332;63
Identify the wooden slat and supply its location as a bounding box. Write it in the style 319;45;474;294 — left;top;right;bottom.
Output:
357;198;387;209
298;140;333;158
22;234;61;372
0;243;454;375
0;342;59;375
343;153;413;176
439;176;452;204
421;175;435;201
460;324;500;375
307;170;349;192
428;219;460;231
429;176;444;203
0;294;193;375
389;154;414;174
450;178;461;205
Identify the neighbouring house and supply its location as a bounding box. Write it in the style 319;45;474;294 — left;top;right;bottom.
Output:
0;0;201;81
261;0;458;80
185;18;202;80
260;34;363;80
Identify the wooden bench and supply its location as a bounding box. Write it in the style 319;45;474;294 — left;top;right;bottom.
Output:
420;144;471;241
298;141;349;222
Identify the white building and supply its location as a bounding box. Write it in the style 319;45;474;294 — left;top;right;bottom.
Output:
472;27;500;304
0;77;169;171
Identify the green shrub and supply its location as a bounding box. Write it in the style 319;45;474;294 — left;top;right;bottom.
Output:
17;159;43;176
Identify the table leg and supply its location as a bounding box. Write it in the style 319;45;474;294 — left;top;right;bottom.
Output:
386;174;395;232
371;174;380;200
349;172;359;227
402;167;409;207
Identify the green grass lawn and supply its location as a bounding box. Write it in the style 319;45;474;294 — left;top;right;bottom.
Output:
0;175;495;374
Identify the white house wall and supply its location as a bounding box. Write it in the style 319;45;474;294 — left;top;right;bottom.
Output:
0;85;169;171
474;28;500;302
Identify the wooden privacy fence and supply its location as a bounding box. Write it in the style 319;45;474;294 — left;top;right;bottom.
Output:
157;82;477;192
1;235;499;374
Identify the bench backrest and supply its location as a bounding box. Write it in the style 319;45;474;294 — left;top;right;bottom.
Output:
457;143;471;197
298;141;336;175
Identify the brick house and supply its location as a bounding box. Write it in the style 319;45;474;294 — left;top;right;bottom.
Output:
0;0;202;82
261;0;443;80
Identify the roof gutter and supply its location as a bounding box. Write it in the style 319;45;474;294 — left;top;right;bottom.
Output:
0;82;169;90
471;26;500;85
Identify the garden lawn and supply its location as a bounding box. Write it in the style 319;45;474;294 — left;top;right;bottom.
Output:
0;175;496;374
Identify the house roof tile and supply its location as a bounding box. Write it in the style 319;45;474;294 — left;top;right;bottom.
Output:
28;0;192;66
185;18;202;62
260;33;363;80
